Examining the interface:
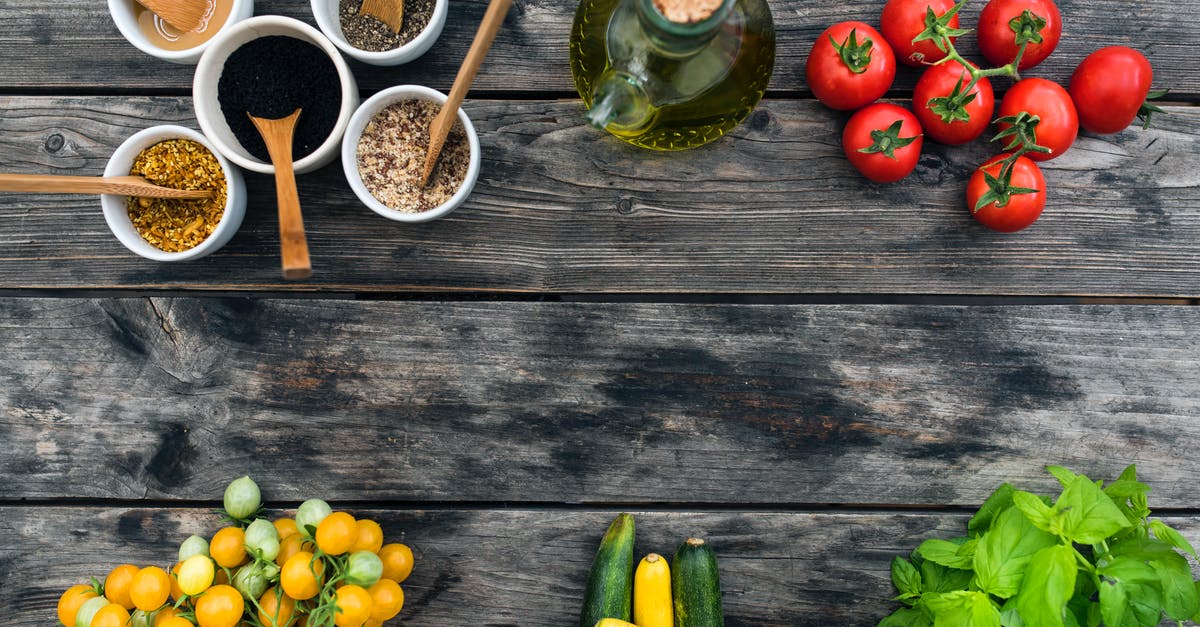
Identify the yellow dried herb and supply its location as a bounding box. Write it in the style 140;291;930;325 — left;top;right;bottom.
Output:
127;139;227;252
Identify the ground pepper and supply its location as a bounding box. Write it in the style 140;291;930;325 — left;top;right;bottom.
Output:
127;139;228;252
338;0;435;52
356;99;471;213
218;36;342;162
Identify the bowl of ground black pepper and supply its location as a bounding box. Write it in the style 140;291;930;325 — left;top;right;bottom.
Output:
312;0;447;66
342;85;480;223
193;15;359;175
101;125;246;261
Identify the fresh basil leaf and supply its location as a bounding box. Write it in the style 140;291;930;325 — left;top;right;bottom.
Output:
1098;555;1163;627
1014;490;1058;534
1047;466;1080;487
1055;475;1131;544
974;506;1058;598
920;558;973;593
1103;479;1151;500
880;605;933;627
1151;550;1199;620
919;538;976;570
925;591;1000;627
1117;464;1138;483
893;556;924;602
1015;545;1077;627
1149;520;1199;562
1109;537;1180;562
970;483;1017;536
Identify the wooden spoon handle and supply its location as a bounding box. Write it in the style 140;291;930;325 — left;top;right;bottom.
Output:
249;110;312;281
421;0;513;186
0;173;211;199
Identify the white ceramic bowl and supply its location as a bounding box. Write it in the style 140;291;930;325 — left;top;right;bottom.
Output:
311;0;448;66
101;125;246;261
108;0;255;65
342;85;481;223
193;15;359;175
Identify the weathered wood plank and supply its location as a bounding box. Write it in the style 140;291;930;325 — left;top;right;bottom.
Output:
4;299;1200;506
1;97;1197;295
0;0;1196;97
6;506;1200;626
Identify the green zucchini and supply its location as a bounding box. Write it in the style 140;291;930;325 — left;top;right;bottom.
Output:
580;513;636;627
672;537;724;627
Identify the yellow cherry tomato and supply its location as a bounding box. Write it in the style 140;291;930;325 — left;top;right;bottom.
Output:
130;566;171;611
152;605;181;626
91;603;131;627
195;585;243;627
333;584;373;627
104;564;140;609
316;512;357;556
156;618;195;627
178;554;216;596
280;551;324;601
58;584;99;626
168;563;185;602
257;586;296;626
377;543;414;583
210;527;248;569
276;533;314;569
367;579;405;622
274;518;300;540
351;519;384;554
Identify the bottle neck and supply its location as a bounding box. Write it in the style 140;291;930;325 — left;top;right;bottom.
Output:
635;0;735;53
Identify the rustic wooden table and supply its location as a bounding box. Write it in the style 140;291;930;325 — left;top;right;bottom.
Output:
2;0;1199;625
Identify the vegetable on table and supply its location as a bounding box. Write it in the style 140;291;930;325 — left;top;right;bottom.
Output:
581;513;636;627
806;22;896;111
634;553;674;627
672;538;724;627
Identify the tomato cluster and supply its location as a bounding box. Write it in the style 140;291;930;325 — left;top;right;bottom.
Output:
57;477;415;627
806;0;1165;232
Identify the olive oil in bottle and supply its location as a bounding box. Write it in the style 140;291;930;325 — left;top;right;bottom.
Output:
569;0;775;150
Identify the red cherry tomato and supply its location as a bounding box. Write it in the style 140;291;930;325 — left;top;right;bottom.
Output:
1069;46;1155;134
977;0;1062;70
997;77;1078;161
881;0;960;66
967;153;1046;232
912;61;994;145
842;103;924;183
807;22;897;111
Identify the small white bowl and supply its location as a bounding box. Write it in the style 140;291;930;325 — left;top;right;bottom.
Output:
311;0;448;66
193;15;360;175
342;85;481;223
101;125;246;261
108;0;255;65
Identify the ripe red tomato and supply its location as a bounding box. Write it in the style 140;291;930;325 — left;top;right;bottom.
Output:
842;103;924;183
967;153;1046;232
997;77;1078;161
807;22;896;111
881;0;960;66
1069;46;1154;134
912;61;994;145
977;0;1062;70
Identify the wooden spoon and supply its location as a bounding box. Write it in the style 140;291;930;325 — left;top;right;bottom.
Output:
0;173;212;199
134;0;210;33
248;109;312;281
420;0;513;187
359;0;404;33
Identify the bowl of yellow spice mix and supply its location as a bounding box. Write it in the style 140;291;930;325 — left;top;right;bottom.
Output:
102;125;246;261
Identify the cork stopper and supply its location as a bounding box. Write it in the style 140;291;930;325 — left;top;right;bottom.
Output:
652;0;723;23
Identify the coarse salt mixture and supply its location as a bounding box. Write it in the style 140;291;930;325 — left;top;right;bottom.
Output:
356;99;471;214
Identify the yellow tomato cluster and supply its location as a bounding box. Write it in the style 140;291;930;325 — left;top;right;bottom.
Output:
56;478;415;627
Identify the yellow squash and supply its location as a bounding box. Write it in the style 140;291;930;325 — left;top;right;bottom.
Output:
595;620;639;627
633;553;673;627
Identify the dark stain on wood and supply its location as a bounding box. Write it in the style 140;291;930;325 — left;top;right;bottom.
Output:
100;304;148;357
117;509;182;546
143;423;196;489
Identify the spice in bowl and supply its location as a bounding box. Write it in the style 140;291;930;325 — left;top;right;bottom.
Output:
356;99;471;214
217;36;342;162
134;0;234;51
338;0;435;52
126;139;228;252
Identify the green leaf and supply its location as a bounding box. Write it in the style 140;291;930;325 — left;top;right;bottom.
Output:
974;506;1059;598
919;557;974;593
1013;490;1058;534
1149;520;1199;562
880;606;933;627
1054;475;1132;544
925;591;1000;627
832;29;875;74
857;119;921;159
1098;556;1163;627
1151;550;1199;619
1046;466;1079;487
970;483;1016;536
893;556;924;602
919;538;976;570
1015;545;1077;627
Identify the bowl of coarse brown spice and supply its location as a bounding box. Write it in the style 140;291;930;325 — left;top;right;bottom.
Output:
342;85;480;223
312;0;447;66
101;125;246;261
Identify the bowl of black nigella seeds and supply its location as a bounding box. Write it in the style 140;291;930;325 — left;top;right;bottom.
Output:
193;15;359;175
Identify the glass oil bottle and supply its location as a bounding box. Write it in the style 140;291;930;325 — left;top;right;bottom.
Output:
569;0;776;150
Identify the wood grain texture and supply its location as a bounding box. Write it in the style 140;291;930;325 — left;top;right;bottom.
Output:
3;298;1200;506
1;97;1198;295
4;506;1200;626
0;0;1196;97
